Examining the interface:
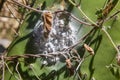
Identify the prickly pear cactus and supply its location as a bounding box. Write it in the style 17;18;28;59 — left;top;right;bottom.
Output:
3;0;120;80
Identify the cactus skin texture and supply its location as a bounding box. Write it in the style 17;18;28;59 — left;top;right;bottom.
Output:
4;0;120;80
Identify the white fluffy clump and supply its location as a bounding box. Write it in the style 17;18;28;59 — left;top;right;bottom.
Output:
33;12;76;65
44;13;76;54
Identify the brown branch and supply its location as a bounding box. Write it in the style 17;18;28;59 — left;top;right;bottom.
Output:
105;10;120;21
10;0;98;27
54;10;98;27
0;51;70;61
0;28;96;61
68;27;96;50
10;0;43;13
5;2;21;26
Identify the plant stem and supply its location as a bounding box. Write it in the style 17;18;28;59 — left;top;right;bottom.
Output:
2;55;5;80
69;0;96;25
10;0;43;13
102;27;120;54
30;64;41;80
68;27;96;49
77;6;96;24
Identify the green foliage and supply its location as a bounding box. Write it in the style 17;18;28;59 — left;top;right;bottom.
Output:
96;0;119;20
4;0;120;80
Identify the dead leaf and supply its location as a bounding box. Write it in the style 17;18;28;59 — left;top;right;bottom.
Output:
42;11;53;38
116;54;120;66
84;44;94;55
66;59;74;76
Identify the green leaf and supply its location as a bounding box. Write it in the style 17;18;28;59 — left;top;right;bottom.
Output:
80;0;120;80
4;0;120;80
5;0;78;80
